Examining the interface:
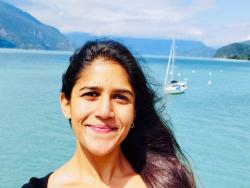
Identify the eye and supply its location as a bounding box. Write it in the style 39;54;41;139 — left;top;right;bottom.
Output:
113;94;129;104
81;91;99;100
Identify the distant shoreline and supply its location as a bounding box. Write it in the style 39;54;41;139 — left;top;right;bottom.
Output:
0;48;73;55
140;54;250;63
1;48;249;63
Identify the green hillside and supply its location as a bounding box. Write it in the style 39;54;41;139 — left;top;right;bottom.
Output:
214;42;250;60
0;0;73;50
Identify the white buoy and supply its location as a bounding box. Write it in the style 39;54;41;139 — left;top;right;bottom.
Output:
208;80;212;85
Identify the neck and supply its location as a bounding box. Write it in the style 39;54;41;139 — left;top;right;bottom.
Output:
69;140;131;184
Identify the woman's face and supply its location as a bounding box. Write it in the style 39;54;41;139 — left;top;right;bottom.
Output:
60;58;135;156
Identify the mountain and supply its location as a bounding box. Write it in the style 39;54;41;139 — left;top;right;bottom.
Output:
243;40;250;45
66;32;216;57
0;38;15;48
0;0;73;50
214;42;250;60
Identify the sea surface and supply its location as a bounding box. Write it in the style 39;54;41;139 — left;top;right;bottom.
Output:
0;49;249;188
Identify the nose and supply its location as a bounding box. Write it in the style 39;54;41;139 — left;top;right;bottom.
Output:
94;96;114;119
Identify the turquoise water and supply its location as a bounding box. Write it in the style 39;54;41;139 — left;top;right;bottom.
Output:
0;49;249;188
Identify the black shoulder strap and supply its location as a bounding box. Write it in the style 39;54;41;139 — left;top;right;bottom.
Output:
21;173;52;188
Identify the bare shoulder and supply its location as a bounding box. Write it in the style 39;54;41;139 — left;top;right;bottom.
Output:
47;163;76;188
47;169;66;188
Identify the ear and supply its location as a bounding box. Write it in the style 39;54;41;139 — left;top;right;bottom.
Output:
60;93;71;119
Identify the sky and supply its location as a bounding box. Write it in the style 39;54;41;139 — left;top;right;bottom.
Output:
4;0;250;47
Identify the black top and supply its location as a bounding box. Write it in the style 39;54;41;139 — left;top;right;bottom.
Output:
21;173;52;188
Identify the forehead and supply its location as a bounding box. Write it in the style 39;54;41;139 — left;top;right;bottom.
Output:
75;58;132;89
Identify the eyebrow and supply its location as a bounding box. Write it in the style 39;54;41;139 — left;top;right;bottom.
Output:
80;86;134;97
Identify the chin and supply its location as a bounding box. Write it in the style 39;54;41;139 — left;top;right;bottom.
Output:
88;146;118;157
80;139;120;157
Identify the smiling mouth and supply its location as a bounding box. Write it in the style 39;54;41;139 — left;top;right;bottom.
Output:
86;125;118;134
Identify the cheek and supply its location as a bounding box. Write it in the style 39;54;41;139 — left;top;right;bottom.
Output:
115;105;135;125
70;100;93;122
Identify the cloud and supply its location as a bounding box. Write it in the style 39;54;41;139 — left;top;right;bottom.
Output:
9;0;245;46
201;22;250;46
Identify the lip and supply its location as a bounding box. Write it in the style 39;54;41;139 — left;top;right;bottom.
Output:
86;124;117;134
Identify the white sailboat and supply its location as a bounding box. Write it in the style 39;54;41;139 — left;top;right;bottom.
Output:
164;35;188;94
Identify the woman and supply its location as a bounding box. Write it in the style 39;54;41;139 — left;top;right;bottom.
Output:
22;40;195;188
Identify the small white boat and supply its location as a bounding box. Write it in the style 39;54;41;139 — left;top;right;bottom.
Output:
163;34;188;94
164;80;187;94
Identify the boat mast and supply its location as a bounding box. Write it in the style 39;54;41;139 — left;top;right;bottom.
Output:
171;33;176;81
163;34;175;87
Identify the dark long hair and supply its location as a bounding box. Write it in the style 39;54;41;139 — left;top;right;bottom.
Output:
61;39;196;188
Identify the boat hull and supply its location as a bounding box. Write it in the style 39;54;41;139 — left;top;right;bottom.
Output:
164;82;188;94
